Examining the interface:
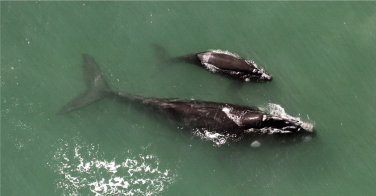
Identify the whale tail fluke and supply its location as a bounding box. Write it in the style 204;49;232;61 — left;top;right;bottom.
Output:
58;54;112;114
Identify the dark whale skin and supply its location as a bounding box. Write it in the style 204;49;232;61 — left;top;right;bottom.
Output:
113;92;312;135
150;44;273;83
60;54;313;143
190;50;273;82
197;52;254;72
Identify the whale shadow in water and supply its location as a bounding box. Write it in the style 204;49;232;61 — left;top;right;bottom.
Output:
59;54;315;147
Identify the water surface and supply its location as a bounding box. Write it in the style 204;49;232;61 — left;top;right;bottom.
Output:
2;2;376;195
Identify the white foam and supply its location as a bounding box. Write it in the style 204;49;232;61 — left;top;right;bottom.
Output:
210;49;240;58
264;103;314;132
201;52;212;63
245;59;258;68
261;72;271;80
265;103;297;121
203;62;219;73
301;122;314;132
49;138;177;196
192;129;237;147
210;49;259;68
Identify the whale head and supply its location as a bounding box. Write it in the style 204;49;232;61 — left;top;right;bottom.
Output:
243;114;316;141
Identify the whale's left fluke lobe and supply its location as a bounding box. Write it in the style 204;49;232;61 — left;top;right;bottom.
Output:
58;54;112;114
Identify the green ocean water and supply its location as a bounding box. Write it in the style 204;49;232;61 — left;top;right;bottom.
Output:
2;1;376;195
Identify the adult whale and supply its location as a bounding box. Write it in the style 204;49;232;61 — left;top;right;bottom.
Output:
153;46;272;83
60;54;313;144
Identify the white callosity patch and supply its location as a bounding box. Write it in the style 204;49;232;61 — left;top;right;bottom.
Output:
221;107;244;126
201;52;212;62
267;128;293;134
261;72;271;80
246;126;293;135
201;52;219;73
49;138;177;196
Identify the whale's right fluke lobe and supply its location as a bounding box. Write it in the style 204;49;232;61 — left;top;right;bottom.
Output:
58;54;112;114
82;54;110;89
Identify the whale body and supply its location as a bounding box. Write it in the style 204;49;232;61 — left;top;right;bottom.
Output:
175;50;272;82
60;54;313;144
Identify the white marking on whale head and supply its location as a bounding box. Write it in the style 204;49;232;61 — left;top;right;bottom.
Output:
221;107;242;126
201;52;212;63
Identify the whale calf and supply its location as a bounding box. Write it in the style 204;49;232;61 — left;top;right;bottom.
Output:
60;54;313;144
171;49;272;83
